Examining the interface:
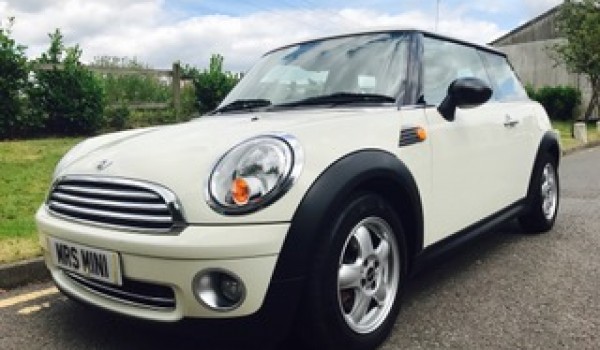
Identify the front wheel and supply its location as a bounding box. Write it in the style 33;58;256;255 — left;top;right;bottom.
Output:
298;193;407;350
519;154;559;232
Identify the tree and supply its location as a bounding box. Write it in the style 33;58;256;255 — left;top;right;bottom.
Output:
188;54;240;114
28;29;105;135
0;17;33;138
553;0;600;120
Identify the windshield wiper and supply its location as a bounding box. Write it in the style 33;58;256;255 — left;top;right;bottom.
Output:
212;99;272;114
276;92;396;107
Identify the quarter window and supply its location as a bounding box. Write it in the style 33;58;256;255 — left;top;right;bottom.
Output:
481;53;529;102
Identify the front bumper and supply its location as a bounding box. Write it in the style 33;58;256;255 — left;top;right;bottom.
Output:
36;207;290;322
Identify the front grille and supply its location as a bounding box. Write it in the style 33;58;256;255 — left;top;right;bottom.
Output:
65;271;176;310
47;176;186;232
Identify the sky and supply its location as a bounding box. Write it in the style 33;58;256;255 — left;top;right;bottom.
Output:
0;0;562;72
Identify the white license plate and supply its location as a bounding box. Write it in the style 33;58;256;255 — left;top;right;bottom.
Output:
49;238;123;286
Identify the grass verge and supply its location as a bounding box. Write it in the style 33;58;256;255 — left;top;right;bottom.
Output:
0;137;80;263
552;120;600;150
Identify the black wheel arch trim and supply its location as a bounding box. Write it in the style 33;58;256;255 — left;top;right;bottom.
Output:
525;131;560;208
537;130;561;166
272;149;424;281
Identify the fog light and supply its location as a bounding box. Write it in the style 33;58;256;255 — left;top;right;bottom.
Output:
192;269;246;311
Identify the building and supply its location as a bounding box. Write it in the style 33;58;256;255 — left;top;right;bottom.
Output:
490;5;595;118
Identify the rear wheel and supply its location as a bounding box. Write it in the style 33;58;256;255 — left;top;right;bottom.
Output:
298;193;407;350
519;154;559;232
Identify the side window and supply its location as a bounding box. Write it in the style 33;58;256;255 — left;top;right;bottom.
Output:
423;37;492;106
481;52;529;102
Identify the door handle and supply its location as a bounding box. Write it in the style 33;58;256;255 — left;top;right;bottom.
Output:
504;115;519;128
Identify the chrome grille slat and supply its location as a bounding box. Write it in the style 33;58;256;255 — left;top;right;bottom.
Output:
57;184;161;200
50;192;167;211
49;201;172;224
47;176;186;232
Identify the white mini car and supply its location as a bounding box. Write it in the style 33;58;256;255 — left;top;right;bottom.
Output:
36;29;560;350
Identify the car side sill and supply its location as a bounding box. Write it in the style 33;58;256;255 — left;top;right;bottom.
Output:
410;199;527;276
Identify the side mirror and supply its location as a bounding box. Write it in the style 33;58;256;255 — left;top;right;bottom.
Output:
438;77;492;121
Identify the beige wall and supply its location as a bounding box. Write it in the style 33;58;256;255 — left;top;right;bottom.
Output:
496;39;595;118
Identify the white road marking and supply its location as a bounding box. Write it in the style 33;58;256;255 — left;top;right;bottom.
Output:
0;287;58;308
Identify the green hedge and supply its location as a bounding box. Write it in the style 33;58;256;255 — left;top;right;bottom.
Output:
1;27;105;139
1;22;239;140
29;31;105;136
0;19;35;138
526;85;581;121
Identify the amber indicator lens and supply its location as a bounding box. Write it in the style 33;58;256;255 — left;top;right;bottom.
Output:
231;178;250;205
416;127;427;141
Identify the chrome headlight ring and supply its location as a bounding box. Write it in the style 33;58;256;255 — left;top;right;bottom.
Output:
205;133;303;215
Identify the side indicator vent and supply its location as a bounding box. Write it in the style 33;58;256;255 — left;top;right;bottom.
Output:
399;126;427;147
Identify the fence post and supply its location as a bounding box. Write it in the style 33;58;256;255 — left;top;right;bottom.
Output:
574;122;588;144
172;62;181;119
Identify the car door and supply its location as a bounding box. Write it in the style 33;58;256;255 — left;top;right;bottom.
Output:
421;37;517;245
480;52;539;201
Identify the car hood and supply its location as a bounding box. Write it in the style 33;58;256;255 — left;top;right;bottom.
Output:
59;110;364;177
55;107;401;223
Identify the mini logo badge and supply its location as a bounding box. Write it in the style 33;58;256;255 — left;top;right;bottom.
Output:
96;159;113;171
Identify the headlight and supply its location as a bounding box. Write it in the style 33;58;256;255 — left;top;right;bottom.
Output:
206;134;303;215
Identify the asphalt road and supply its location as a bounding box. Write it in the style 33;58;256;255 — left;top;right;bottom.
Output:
1;147;599;350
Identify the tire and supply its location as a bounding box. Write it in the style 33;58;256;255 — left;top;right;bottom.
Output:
298;193;407;350
518;153;559;233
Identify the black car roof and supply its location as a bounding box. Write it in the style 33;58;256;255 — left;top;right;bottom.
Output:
264;28;506;57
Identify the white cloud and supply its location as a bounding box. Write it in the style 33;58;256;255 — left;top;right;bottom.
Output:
3;0;63;14
2;0;505;72
335;9;504;44
523;0;562;15
3;0;160;48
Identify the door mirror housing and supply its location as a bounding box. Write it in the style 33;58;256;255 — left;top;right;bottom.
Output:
438;77;492;121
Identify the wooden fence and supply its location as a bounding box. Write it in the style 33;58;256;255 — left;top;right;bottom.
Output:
36;62;185;116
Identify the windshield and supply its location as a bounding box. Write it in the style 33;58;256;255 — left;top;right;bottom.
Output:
219;32;410;109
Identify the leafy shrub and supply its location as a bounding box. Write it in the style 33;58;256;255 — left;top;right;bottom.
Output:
186;54;240;114
524;84;536;100
104;105;130;130
527;85;581;121
94;57;171;106
28;30;104;136
94;57;196;125
127;109;178;128
0;18;40;139
180;83;199;120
